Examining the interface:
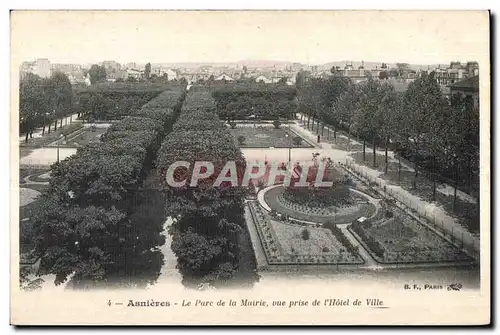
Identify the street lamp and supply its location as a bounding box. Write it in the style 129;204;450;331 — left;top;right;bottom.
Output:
285;133;291;166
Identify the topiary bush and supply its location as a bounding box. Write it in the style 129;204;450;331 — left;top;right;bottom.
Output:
301;228;310;240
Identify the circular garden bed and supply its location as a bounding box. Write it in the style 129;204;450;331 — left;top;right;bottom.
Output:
263;186;378;224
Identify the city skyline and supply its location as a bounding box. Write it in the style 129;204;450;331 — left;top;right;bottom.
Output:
12;11;488;66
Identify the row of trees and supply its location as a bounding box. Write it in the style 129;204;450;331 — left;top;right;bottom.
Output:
20;72;74;141
212;85;297;120
26;86;186;288
75;91;162;121
156;87;257;287
298;72;479;206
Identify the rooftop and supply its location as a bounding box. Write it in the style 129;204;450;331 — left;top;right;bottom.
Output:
447;75;479;90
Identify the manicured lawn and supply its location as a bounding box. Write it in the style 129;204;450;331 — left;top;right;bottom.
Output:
329;136;363;151
230;126;312;148
19;123;83;149
349;205;472;264
248;201;363;265
56;127;108;148
263;186;376;224
349;152;480;235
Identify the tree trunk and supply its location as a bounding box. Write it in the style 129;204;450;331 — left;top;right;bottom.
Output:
347;127;351;151
42;125;45;136
372;137;376;168
432;178;437;201
432;157;437;201
467;160;472;194
54;120;58;131
413;164;418;189
60;118;63;127
321;124;324;136
398;156;401;181
25;132;29;143
333;126;337;142
384;137;389;174
362;139;366;161
453;167;458;212
48;123;51;134
307;114;311;129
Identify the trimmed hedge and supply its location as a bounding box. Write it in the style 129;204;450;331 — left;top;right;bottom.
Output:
350;221;386;259
157;85;249;284
28;85;186;285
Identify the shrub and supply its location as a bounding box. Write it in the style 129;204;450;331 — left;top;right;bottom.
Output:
292;136;303;146
272;120;281;129
322;246;329;252
237;135;246;146
301;228;310;240
385;210;394;218
229;121;237;129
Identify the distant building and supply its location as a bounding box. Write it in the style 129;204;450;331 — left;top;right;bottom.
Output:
215;73;234;81
102;60;122;71
33;58;51;78
106;70;127;82
330;61;370;84
448;75;479;109
20;61;35;78
152;67;177;80
433;61;479;86
52;63;82;73
254;75;271;83
126;68;143;79
125;62;137;70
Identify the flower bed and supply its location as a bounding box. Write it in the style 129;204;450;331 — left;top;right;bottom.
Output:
264;186;377;224
230;127;312;148
349;205;472;263
248;201;363;265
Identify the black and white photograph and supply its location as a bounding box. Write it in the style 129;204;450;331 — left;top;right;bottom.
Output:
10;10;490;325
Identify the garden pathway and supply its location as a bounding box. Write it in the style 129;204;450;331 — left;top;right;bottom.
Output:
337;224;380;268
20;147;78;167
297;113;478;205
19;113;79;143
155;217;182;285
295;114;480;255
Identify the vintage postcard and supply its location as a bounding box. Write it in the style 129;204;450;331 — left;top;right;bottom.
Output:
10;10;490;325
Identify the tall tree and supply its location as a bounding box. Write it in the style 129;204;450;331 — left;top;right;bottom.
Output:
318;76;350;141
401;72;447;189
47;71;74;130
353;77;388;165
144;62;152;79
442;94;479;209
396;63;410;77
88;64;107;84
379;89;403;174
335;82;360;151
19;73;47;142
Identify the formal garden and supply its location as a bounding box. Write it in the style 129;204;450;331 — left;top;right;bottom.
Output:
229;123;313;148
48;125;109;148
348;151;480;235
264;186;377;224
348;203;473;264
248;201;364;265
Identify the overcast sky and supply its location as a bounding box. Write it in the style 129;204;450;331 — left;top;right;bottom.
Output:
11;10;489;65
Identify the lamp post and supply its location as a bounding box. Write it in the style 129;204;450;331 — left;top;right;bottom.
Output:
285;133;291;166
